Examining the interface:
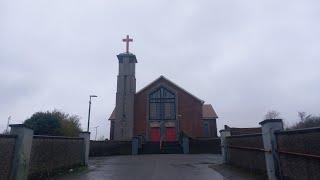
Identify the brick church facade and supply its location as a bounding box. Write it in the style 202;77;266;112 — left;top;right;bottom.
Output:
108;37;218;142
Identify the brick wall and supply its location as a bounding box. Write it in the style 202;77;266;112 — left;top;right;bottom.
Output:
29;135;84;178
226;134;266;174
276;128;320;180
189;138;221;154
208;119;217;137
89;140;132;156
0;135;16;180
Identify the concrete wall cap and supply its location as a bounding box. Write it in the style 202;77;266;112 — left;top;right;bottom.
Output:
79;131;91;134
9;124;32;129
259;119;283;125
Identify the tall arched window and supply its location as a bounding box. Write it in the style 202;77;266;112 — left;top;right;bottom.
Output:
149;87;176;120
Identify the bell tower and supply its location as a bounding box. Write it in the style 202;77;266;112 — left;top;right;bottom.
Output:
113;35;137;140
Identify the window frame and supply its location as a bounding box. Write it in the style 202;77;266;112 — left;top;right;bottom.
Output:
149;87;176;121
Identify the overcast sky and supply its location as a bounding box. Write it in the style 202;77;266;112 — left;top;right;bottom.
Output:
1;1;320;139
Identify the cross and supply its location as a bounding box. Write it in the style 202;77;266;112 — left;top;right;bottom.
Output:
122;35;133;53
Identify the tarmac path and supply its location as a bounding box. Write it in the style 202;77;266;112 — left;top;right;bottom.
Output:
56;154;264;180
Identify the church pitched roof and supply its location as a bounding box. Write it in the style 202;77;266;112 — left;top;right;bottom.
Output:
136;75;204;103
108;109;116;120
202;104;218;119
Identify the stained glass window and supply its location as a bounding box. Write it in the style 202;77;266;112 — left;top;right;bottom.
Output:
149;87;176;120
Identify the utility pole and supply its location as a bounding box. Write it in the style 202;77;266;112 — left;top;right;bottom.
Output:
87;95;98;132
91;126;99;140
6;116;11;133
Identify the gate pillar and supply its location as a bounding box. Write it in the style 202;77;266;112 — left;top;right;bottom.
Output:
260;119;283;180
220;129;231;164
10;124;33;180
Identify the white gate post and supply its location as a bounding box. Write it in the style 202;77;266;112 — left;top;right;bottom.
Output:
79;132;90;166
10;124;33;180
220;129;231;164
182;136;189;154
259;119;283;180
132;137;139;155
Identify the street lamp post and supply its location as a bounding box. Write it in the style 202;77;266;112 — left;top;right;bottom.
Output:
87;95;98;132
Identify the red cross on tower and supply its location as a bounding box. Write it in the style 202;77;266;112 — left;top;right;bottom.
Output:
122;35;133;53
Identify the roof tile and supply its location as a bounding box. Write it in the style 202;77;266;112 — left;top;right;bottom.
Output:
202;104;218;119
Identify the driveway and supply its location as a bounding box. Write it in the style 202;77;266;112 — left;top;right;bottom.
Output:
56;154;264;180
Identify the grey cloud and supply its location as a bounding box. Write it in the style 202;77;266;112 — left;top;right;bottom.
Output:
1;0;320;138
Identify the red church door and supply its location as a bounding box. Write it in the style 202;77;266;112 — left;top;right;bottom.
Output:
165;127;176;141
150;127;160;142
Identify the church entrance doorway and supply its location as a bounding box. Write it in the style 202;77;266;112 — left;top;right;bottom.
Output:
150;127;160;142
165;127;176;141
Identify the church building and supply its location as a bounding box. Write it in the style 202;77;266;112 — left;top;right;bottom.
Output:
108;36;218;142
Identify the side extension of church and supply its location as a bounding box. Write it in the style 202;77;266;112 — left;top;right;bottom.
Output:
108;42;218;142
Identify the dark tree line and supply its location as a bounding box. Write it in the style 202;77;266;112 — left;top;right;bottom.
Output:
24;110;82;137
289;112;320;129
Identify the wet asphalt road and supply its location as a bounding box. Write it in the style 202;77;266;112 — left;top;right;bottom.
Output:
55;154;261;180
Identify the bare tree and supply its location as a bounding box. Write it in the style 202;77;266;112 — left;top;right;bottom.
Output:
2;129;10;135
298;112;306;121
264;110;281;119
290;113;320;129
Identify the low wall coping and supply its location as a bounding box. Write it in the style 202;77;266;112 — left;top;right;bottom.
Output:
226;133;262;138
9;124;32;129
275;127;320;135
90;140;108;142
79;131;91;134
0;134;17;138
106;140;132;143
188;136;220;141
33;135;83;140
90;140;132;144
